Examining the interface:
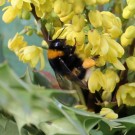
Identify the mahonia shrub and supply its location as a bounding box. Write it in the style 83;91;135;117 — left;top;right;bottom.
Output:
1;0;135;120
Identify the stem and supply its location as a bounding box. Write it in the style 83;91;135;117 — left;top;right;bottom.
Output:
31;4;51;46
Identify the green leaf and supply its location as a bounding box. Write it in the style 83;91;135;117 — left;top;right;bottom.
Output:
54;100;88;135
4;120;19;135
84;118;101;133
90;130;103;135
40;118;80;135
0;114;19;135
115;115;135;130
0;62;31;92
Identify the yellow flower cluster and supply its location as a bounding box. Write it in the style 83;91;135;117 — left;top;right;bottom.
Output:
100;108;118;119
53;0;110;23
53;14;85;46
116;83;135;106
87;11;124;70
89;11;122;38
121;26;135;47
1;0;53;23
8;33;45;70
88;69;119;99
2;0;31;23
123;0;135;19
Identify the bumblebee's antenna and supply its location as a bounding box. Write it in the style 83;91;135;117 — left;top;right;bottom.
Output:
74;38;77;46
56;27;66;39
47;27;66;42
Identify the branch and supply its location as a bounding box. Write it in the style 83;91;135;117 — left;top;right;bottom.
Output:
31;4;51;46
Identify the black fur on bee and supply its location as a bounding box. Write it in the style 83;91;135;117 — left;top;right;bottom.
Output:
47;38;87;89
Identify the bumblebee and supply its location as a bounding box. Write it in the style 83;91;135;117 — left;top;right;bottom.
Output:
47;38;95;90
47;38;100;110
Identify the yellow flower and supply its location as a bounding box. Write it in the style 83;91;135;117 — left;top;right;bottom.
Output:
122;6;135;19
101;11;122;38
123;26;135;39
73;0;85;14
88;31;125;70
2;0;31;23
122;0;135;19
54;0;74;23
8;33;27;55
104;70;120;92
100;108;118;119
88;29;101;55
18;46;45;70
96;0;110;4
2;6;20;23
120;34;133;47
116;83;135;106
53;15;85;46
72;15;85;32
126;56;135;71
88;10;102;28
88;70;106;93
121;26;135;46
34;0;53;17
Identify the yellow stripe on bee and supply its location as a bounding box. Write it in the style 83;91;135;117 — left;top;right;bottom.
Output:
47;49;64;59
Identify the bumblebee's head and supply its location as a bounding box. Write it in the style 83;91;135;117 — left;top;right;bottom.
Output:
49;39;66;51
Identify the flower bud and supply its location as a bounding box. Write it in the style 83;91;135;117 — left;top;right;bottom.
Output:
88;70;106;93
123;25;135;39
122;6;134;19
72;15;85;32
88;29;101;47
128;0;135;11
2;6;19;23
121;34;133;47
100;108;118;119
8;33;27;55
88;10;102;28
126;56;135;71
116;83;135;106
73;0;85;14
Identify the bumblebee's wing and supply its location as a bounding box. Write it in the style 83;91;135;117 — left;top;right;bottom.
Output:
55;72;73;90
57;57;88;90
